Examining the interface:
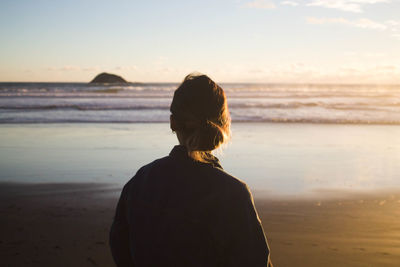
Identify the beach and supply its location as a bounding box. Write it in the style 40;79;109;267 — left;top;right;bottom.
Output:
2;0;400;265
1;123;400;266
1;182;399;267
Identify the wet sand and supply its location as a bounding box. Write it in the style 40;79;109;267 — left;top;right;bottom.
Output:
1;183;399;267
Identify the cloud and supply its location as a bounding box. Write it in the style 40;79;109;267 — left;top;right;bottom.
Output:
307;17;400;40
46;65;81;72
337;65;400;80
344;51;386;58
340;65;399;73
386;20;400;27
244;0;393;14
306;0;390;13
306;17;387;30
202;62;400;83
281;1;300;6
82;66;101;72
113;66;138;71
393;33;400;40
46;65;108;72
244;0;276;9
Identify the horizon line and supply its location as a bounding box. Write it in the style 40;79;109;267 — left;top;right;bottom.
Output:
0;80;399;86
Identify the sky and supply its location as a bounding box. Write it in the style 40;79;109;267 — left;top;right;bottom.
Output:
0;0;399;83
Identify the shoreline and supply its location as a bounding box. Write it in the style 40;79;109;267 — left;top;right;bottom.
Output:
1;182;399;267
1;123;400;192
3;181;400;200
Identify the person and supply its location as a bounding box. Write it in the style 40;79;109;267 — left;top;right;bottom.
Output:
109;73;272;267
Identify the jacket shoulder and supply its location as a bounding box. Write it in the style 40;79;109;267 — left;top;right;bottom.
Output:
124;156;171;186
123;155;251;198
203;165;252;199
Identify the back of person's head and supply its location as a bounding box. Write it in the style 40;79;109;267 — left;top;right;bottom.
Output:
170;73;231;162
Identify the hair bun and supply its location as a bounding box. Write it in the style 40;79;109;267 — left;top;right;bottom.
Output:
170;73;231;156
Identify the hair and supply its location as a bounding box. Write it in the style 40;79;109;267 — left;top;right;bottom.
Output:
170;73;231;162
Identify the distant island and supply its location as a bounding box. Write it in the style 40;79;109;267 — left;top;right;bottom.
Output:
89;72;128;84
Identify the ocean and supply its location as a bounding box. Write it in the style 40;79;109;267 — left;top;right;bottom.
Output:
1;82;400;124
1;82;400;195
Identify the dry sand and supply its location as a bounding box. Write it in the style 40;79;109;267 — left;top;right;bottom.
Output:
1;183;399;267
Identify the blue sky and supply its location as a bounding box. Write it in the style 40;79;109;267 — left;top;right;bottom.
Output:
1;0;399;83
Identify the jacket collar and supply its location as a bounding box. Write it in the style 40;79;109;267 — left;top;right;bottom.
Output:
169;145;223;169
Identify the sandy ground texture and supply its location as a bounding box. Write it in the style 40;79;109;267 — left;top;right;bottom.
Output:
1;183;399;267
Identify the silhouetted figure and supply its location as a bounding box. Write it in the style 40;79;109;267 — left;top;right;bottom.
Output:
110;73;272;266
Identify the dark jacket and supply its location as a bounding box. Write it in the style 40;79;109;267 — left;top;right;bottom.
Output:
110;145;272;267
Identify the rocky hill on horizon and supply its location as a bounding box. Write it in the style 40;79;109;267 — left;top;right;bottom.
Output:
89;72;128;84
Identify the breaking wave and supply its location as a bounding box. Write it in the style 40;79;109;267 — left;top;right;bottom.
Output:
1;82;399;124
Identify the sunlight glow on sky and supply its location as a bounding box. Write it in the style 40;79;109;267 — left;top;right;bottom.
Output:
0;0;399;83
